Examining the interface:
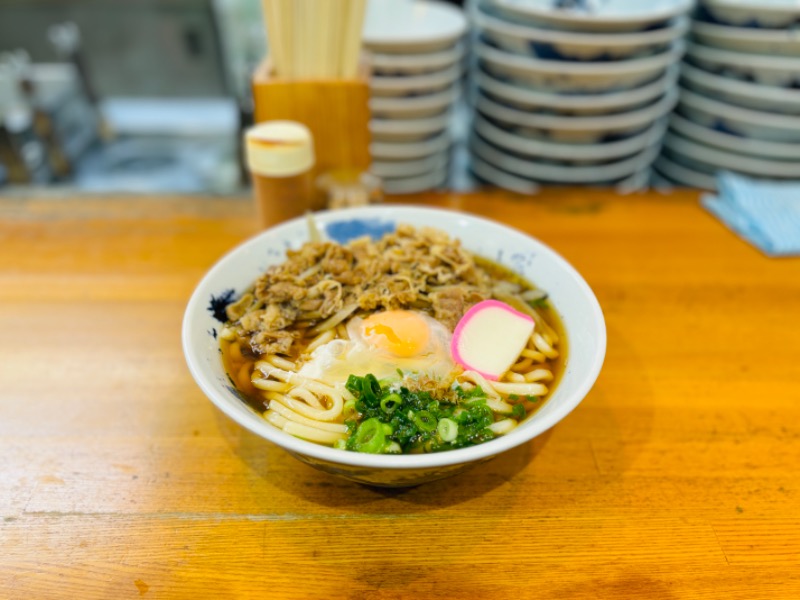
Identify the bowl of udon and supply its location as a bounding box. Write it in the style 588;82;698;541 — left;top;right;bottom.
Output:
182;206;606;487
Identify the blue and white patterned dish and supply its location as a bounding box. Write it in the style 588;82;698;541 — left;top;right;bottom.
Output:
363;0;468;53
470;152;652;192
370;129;451;159
652;153;716;189
182;206;606;486
483;0;694;32
474;113;669;160
476;39;684;93
370;151;450;178
474;87;678;143
691;21;800;57
370;112;451;143
680;62;800;115
663;131;800;177
369;43;465;76
381;165;450;194
670;112;800;160
474;7;689;61
686;42;800;88
474;65;679;115
370;86;459;119
370;64;462;97
470;131;662;180
679;88;800;143
698;0;800;29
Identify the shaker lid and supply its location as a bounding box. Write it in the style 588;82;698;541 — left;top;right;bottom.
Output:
245;120;314;177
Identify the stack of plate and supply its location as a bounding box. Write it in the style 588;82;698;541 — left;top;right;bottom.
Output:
466;0;692;192
363;0;468;194
654;0;800;190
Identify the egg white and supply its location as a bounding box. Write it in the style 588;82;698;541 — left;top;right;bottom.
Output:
297;311;457;385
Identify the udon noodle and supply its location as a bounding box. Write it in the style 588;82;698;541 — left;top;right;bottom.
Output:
220;224;564;454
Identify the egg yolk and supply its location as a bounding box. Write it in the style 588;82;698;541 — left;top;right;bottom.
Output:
361;310;431;358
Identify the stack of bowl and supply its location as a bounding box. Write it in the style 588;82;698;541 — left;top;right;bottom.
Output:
363;0;468;194
654;0;800;189
466;0;692;193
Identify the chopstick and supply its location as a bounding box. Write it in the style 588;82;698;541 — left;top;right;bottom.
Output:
261;0;367;79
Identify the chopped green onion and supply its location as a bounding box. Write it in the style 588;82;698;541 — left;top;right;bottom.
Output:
361;374;382;407
380;393;403;414
412;410;437;433
333;439;347;450
343;398;358;419
385;441;402;454
349;417;386;454
511;403;526;420
437;418;458;442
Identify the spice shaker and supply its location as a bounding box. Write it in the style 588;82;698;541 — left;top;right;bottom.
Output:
245;120;319;228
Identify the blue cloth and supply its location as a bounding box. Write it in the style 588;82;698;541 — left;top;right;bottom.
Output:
701;172;800;257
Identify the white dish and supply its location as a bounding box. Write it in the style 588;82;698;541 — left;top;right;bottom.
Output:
469;154;540;194
474;65;678;115
381;166;449;194
670;112;800;160
370;86;459;119
663;131;800;178
370;129;451;159
476;40;684;93
652;154;716;189
486;0;693;32
475;87;678;143
363;0;468;53
699;0;800;29
691;21;800;57
369;43;464;75
370;151;450;178
474;9;689;61
470;132;661;182
370;64;462;96
474;113;668;160
183;206;606;486
680;62;800;115
679;88;800;143
370;113;451;142
686;42;800;88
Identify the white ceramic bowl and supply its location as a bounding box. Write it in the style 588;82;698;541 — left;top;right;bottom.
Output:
474;65;679;115
474;87;678;143
369;112;451;143
370;86;459;119
182;206;606;486
699;0;800;29
686;42;800;88
476;40;684;93
474;113;669;160
663;131;800;178
370;130;451;159
652;153;716;189
691;21;800;57
363;0;468;53
470;132;661;182
680;62;800;115
486;0;693;32
369;43;465;75
371;151;450;178
474;8;689;61
679;88;800;143
669;112;800;160
370;64;462;97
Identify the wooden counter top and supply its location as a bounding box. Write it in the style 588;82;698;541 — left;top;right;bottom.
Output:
1;188;799;599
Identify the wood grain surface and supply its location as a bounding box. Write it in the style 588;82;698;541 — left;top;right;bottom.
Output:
1;188;799;599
